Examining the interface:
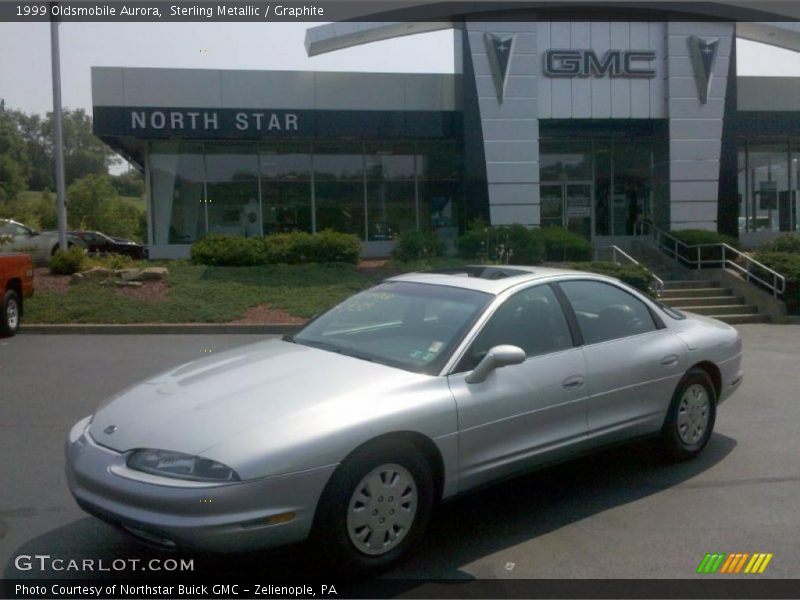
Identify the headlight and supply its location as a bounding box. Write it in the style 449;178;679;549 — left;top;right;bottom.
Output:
127;449;240;482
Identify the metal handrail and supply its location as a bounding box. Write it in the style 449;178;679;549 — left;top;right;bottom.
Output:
593;245;665;297
653;228;786;297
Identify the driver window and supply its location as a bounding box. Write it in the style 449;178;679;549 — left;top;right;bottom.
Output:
458;284;572;372
558;280;657;345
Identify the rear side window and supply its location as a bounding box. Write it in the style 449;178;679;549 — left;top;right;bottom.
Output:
558;280;657;345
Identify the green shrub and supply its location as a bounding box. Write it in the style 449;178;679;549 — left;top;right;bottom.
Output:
760;233;800;255
456;224;544;265
48;246;86;275
669;229;739;248
191;235;264;266
282;230;361;264
191;231;361;266
752;252;800;315
569;261;657;297
668;229;739;266
84;253;135;270
536;227;592;262
390;230;445;262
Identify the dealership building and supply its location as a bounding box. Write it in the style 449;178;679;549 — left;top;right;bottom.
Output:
91;7;800;258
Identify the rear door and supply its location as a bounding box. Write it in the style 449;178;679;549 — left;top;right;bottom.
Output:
448;283;589;491
556;279;686;445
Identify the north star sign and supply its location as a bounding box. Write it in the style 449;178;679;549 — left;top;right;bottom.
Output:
130;110;299;133
544;49;657;78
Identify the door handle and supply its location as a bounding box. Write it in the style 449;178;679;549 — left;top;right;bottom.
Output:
562;375;584;389
660;355;679;367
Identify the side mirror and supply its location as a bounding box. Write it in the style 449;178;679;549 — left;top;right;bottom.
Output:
465;345;526;384
29;229;40;237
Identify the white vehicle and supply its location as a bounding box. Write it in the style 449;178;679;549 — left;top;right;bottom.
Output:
0;219;83;265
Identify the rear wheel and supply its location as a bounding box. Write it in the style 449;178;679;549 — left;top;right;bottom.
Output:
660;369;716;460
311;441;434;574
1;290;21;337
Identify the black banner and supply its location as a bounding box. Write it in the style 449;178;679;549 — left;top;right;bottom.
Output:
92;107;460;140
4;579;800;600
2;1;800;22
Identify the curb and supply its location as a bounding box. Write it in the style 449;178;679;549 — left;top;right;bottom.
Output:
22;323;303;335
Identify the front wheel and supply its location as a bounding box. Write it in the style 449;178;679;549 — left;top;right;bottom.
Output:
660;369;717;460
311;441;434;574
1;290;21;337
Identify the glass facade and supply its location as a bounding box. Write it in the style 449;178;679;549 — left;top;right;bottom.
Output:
738;139;799;233
539;137;667;239
148;140;461;244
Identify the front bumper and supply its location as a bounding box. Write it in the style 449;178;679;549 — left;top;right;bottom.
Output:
65;417;336;553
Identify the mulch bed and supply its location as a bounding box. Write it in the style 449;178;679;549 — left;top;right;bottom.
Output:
33;268;70;294
114;280;170;302
231;304;307;325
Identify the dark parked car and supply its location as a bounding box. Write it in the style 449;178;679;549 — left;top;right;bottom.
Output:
69;231;148;259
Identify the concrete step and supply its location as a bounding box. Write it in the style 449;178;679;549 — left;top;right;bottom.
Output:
661;287;732;299
665;296;744;307
678;304;758;316
661;280;719;290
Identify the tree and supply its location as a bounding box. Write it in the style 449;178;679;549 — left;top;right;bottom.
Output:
42;108;118;185
66;174;142;240
110;169;145;197
0;110;30;203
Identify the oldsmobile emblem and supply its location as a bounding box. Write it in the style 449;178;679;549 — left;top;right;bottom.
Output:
104;425;118;435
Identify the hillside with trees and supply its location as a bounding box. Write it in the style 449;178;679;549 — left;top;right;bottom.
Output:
0;99;146;241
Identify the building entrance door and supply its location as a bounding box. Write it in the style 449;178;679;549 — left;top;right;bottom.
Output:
540;182;593;240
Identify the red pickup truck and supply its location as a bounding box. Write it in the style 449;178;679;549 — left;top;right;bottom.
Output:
0;253;34;336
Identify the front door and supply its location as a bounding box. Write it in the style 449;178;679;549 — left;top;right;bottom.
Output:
540;182;593;241
448;283;589;492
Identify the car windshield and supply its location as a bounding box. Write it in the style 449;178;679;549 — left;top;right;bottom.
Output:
293;281;492;375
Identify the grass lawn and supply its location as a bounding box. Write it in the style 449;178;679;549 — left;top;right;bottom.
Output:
24;261;399;324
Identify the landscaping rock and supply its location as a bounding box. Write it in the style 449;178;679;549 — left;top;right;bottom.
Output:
130;267;169;282
69;272;85;284
114;280;144;288
81;266;116;279
119;269;142;281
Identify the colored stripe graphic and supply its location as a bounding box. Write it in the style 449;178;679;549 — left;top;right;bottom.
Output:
744;553;774;574
698;552;773;575
720;553;749;573
697;553;727;574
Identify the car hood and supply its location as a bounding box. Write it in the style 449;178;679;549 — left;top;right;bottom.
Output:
89;339;425;461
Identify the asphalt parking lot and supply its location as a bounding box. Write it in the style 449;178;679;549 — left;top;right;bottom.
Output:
1;326;798;585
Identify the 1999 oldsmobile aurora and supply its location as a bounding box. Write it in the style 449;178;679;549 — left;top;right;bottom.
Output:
66;266;743;571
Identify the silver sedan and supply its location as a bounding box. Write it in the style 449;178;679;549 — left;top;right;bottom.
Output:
66;266;743;571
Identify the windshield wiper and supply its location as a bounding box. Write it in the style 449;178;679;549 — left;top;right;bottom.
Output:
281;333;295;343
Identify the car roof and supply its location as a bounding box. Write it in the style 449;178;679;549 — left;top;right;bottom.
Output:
387;265;611;295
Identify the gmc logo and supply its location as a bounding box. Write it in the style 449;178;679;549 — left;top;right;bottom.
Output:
544;49;656;78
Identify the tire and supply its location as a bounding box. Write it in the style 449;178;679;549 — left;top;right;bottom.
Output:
311;440;434;574
659;368;717;460
1;290;21;337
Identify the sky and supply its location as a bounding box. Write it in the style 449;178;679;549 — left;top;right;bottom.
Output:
0;22;455;115
0;21;798;116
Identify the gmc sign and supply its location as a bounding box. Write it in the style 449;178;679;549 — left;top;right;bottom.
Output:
544;49;657;78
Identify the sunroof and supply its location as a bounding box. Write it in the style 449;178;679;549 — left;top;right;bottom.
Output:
428;266;531;280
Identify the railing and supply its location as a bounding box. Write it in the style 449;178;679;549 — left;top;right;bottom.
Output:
593;244;665;297
653;228;786;297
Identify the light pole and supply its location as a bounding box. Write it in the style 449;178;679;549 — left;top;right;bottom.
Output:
50;2;67;250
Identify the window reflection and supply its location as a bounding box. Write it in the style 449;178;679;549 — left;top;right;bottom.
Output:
148;140;461;245
205;144;260;238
